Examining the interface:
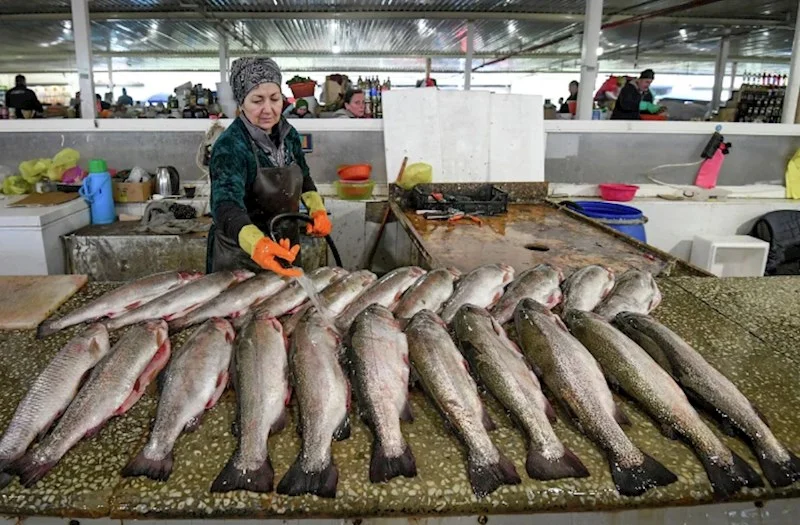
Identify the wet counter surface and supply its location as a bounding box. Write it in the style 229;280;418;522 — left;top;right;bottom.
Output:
0;278;798;519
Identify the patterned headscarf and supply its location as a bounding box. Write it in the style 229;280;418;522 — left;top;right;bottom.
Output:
229;57;282;105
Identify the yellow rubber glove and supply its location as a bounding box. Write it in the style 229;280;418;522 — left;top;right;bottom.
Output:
301;191;326;214
786;149;800;199
238;224;266;256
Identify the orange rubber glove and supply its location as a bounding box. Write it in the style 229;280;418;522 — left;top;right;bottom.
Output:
251;236;302;278
306;209;333;237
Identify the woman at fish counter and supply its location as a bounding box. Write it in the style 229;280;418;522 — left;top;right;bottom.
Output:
207;57;332;277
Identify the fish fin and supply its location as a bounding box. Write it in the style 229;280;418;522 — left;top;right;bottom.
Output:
526;446;590;481
609;453;677;497
276;453;338;498
184;414;203;433
399;399;415;422
210;453;274;493
698;452;763;499
36;322;59;339
482;407;497;432
0;472;12;490
659;423;680;441
544;398;557;424
205;370;229;409
271;408;288;434
467;450;521;498
605;373;623;394
125;300;142;311
122;449;174;482
755;448;800;488
333;414;351;441
16;456;58;487
613;404;632;427
84;423;106;439
369;441;417;483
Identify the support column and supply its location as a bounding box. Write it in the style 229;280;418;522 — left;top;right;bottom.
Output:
425;57;432;82
71;0;95;119
106;57;114;101
729;60;738;96
783;0;800;123
218;29;229;84
577;0;603;120
464;21;474;90
710;36;730;112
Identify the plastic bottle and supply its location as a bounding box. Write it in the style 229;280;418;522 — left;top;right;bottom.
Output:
79;159;116;225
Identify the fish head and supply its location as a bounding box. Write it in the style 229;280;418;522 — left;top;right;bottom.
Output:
648;275;663;311
408;266;427;278
363;303;395;323
452;303;492;334
407;309;446;332
329;267;350;280
179;271;204;283
601;267;617;296
561;308;602;331
211;317;236;343
446;267;463;279
612;311;648;333
498;264;516;284
545;288;563;309
143;319;170;347
232;269;256;282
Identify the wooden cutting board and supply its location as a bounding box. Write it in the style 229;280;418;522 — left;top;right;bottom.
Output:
0;275;88;330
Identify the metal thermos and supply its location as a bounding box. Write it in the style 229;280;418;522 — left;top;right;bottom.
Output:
155;166;180;196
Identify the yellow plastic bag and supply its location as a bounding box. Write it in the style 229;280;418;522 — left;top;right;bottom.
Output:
48;148;80;181
397;162;433;190
786;148;800;199
19;158;52;184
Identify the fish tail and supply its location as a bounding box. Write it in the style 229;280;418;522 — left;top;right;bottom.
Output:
369;441;417;483
276;453;338;498
210;453;274;493
526;445;590;481
36;323;58;339
0;472;12;491
609;453;677;497
698;451;762;499
121;449;174;482
16;455;58;487
756;447;800;488
467;450;521;498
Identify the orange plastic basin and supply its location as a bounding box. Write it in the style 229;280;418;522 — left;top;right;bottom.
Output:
337;164;372;181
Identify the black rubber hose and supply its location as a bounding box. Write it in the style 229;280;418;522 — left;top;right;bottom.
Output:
268;212;343;268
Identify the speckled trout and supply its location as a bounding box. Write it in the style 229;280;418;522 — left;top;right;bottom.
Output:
123;318;234;482
16;320;171;487
211;313;290;493
490;264;564;324
594;269;662;320
346;305;416;483
614;312;800;488
103;270;253;331
560;265;615;314
453;305;588;481
514;299;676;497
253;266;349;318
566;310;763;498
37;271;202;338
406;309;520;498
277;310;350;498
394;267;461;320
0;324;111;488
439;264;515;324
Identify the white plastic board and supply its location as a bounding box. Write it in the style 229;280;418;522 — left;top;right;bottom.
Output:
437;90;491;182
381;89;442;184
489;94;545;182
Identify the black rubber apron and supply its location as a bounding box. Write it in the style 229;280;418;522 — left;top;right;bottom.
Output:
209;140;303;273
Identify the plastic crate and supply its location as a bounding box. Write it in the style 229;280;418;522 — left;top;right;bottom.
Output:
690;235;769;277
409;184;509;216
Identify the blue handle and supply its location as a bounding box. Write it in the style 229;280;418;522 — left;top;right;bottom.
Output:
79;179;95;204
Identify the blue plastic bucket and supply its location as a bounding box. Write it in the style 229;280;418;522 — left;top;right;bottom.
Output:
568;201;647;243
79;172;115;225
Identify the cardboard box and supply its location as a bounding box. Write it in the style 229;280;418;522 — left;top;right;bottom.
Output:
113;180;153;203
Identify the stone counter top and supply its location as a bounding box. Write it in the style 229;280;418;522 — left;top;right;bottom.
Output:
0;279;798;519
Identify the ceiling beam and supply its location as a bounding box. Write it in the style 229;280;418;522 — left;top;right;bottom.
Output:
0;10;786;27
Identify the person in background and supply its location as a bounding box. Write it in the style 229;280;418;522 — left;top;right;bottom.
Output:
288;98;314;118
559;80;579;113
334;89;365;118
117;88;133;106
71;91;82;118
5;75;44;118
95;94;110;111
594;75;621;110
207;57;331;275
639;86;663;116
611;69;655;120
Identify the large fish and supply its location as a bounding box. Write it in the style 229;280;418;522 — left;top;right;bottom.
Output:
490;264;564;324
439;264;515;324
514;299;676;497
394;267;461;320
346;305;416;483
560;265;615;314
37;271;202;338
594;269;661;320
211;314;290;493
0;324;111;488
168;272;287;332
277;310;350;498
334;266;426;332
565;310;762;498
253;267;348;318
16;320;171;486
282;269;377;336
104;270;253;331
452;305;589;481
614;312;800;488
406;309;520;498
123;318;235;481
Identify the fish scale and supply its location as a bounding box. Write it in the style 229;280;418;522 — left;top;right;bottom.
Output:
440;264;515;324
490;264;563;324
560;265;615;315
594;269;661;320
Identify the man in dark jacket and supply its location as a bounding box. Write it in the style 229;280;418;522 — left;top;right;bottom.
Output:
5;75;43;118
611;69;655;120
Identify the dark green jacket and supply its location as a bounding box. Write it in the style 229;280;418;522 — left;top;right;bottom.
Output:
209;117;315;242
